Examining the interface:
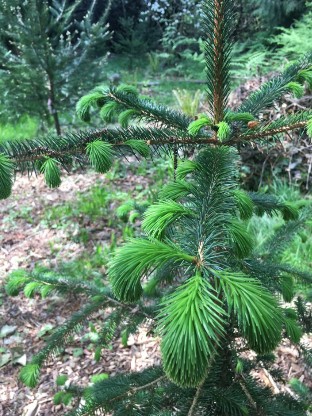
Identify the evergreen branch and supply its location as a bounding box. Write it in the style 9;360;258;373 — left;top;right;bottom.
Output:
88;86;193;130
234;121;308;143
109;238;196;303
6;268;106;298
158;273;226;387
107;88;192;129
238;51;312;115
187;376;206;416
0;127;217;168
203;0;234;123
142;200;195;239
259;206;312;259
248;192;299;220
217;270;283;353
238;376;258;411
66;367;166;416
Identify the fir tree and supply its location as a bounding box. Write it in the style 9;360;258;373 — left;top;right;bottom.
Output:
2;0;312;414
0;0;112;135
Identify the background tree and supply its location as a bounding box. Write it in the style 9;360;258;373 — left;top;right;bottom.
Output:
1;0;312;414
0;0;112;135
252;0;307;29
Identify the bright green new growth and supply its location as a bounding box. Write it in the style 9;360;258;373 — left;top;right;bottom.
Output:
158;180;193;200
142;200;194;238
158;273;226;387
175;160;199;180
40;158;61;189
118;109;139;128
218;272;282;353
124;140;150;157
297;69;312;88
216;121;231;141
76;91;107;122
86;141;113;174
20;364;41;388
307;118;312;137
109;239;195;302
187;115;212;136
224;111;255;122
286;81;305;98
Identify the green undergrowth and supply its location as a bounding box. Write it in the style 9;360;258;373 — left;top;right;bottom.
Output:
0;116;39;143
248;182;312;299
43;157;172;245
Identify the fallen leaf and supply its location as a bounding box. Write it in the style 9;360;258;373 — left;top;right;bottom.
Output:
0;353;11;367
0;325;17;338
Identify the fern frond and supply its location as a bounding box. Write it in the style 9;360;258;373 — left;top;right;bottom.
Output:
109;239;195;302
218;271;282;353
158;273;226;387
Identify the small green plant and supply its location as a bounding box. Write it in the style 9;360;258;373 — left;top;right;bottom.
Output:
2;1;312;415
172;88;203;117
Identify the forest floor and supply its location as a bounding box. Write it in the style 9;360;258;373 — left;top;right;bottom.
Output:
0;167;162;415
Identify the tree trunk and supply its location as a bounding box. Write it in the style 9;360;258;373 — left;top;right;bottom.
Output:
48;75;61;136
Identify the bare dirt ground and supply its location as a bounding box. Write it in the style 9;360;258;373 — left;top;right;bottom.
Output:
0;170;160;415
0;167;311;415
